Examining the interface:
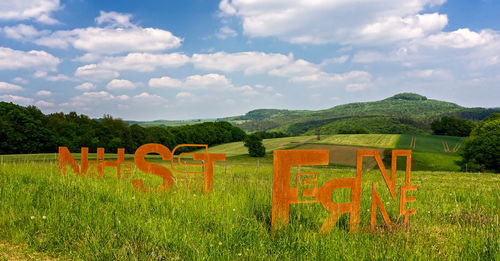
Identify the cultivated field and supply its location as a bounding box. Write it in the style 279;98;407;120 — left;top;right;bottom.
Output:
0;154;498;260
202;136;316;157
312;134;400;148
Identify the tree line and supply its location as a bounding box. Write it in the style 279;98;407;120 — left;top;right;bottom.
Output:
0;102;247;154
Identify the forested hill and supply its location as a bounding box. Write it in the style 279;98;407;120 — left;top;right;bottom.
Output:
223;93;499;135
0;102;246;154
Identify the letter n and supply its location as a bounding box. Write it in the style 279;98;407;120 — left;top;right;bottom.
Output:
58;147;88;176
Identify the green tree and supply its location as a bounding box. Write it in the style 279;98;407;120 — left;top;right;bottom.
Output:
458;113;500;172
244;134;266;157
431;116;476;137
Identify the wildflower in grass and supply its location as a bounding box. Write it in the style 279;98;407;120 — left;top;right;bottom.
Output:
30;216;35;220
42;216;46;219
233;208;236;212
132;196;135;200
238;253;242;256
218;242;222;246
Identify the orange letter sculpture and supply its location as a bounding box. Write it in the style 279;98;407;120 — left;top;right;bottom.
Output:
132;143;174;192
272;149;416;233
59;144;225;193
58;146;132;178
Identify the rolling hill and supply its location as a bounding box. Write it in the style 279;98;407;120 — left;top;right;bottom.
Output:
223;93;499;135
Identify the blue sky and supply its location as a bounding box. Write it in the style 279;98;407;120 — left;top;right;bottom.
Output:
0;0;499;120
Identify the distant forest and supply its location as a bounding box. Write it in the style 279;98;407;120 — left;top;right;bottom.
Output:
0;102;248;154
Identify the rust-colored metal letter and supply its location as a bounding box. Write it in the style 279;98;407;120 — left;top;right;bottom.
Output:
193;153;226;193
132;143;174;192
58;147;88;176
272;150;329;230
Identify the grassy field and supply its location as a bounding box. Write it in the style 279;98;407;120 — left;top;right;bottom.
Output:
397;134;465;154
201;136;316;157
0;155;498;260
312;134;400;148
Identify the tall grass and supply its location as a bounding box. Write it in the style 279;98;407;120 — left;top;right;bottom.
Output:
0;156;498;259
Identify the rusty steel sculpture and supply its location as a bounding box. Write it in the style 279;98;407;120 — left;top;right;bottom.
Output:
58;143;225;193
271;149;416;233
59;143;417;233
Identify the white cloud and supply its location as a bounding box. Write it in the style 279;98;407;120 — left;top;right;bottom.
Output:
236;85;259;96
321;55;349;65
36;90;51;96
269;59;319;77
69;91;116;107
12;77;28;85
75;82;96;91
405;69;451;79
0;94;34;105
33;71;74;81
97;52;189;72
149;76;183;88
2;24;48;40
352;51;386;63
106;79;136;90
95;11;133;27
192;51;291;74
291;70;372;91
72;53;102;63
422;28;496;49
216;26;238;39
74;64;119;82
0;0;60;24
35;11;182;55
35;100;54;107
219;0;449;44
0;82;23;92
184;73;232;89
0;47;60;71
116;94;130;101
176;92;194;100
133;92;166;104
360;13;447;43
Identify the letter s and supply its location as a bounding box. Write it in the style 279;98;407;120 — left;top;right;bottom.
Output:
132;143;173;192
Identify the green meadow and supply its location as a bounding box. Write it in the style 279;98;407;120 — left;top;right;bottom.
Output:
0;152;498;260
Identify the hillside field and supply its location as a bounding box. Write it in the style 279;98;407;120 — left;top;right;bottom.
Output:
0;155;498;259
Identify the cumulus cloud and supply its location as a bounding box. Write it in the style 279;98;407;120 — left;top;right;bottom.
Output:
95;11;133;27
35;100;55;107
0;94;34;105
12;77;28;85
148;73;234;90
74;64;119;82
133;92;167;104
405;69;452;79
184;74;232;89
219;0;449;44
36;90;52;96
35;11;182;55
2;24;48;40
106;79;136;90
216;26;238;39
0;82;23;93
422;28;497;49
291;70;372;91
149;76;183;88
0;47;60;72
0;0;60;24
33;71;74;81
269;59;319;77
176;91;194;100
97;52;190;72
75;82;96;91
192;51;291;74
